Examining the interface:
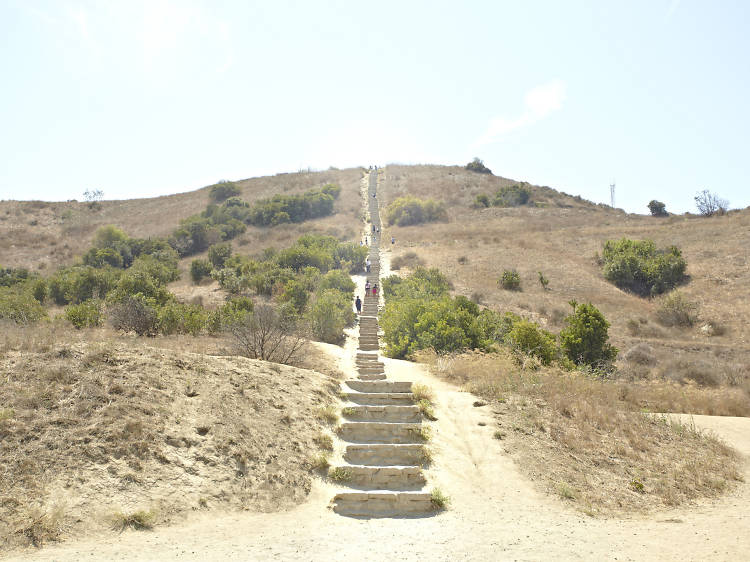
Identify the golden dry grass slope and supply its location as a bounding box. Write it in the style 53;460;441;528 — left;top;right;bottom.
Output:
0;341;341;550
379;164;750;412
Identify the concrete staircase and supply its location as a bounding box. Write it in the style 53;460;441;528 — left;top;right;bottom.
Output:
330;169;435;518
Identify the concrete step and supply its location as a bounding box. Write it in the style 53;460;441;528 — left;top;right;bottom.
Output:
344;444;427;466
342;392;413;405
359;343;379;351
345;380;411;393
329;465;425;491
357;373;387;380
338;422;425;444
332;491;434;517
343;405;421;422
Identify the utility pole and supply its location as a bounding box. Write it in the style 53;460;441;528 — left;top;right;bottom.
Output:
610;182;616;208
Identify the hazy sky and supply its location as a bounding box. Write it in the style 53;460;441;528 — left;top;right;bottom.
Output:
1;0;748;213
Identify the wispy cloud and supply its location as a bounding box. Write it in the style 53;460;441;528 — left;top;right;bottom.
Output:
472;80;566;148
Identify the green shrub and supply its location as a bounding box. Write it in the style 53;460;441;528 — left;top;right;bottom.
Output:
207;297;254;334
157;301;208;335
473;194;490;208
493;184;531;207
247;185;340;227
109;294;159;335
503;318;557;364
209;181;240;202
648;200;668;217
538;271;549;290
0;287;47;324
380;268;494;358
318;270;355;294
31;279;47;303
65;300;103;329
499;269;521;291
655;291;699;327
385;196;448;226
465;157;492;174
208;242;232;268
0;266;31;287
602;238;687;296
559;301;617;366
212;268;244;294
83;247;124;268
307;289;354;343
190;259;213;284
48;266;121;305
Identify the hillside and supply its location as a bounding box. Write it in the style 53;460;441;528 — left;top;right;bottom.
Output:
0;168;364;271
0;341;341;550
379;164;750;411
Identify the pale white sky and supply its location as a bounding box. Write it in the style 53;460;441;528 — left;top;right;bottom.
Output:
1;0;748;214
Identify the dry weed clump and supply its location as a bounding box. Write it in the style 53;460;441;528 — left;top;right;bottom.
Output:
418;350;743;515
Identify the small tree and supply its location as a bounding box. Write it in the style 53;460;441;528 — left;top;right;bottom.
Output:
538;271;549;290
647;200;668;217
694;190;728;216
465;158;492;174
499;269;521;291
190;259;213;284
560;301;617;366
209;181;240;203
208;242;232;268
226;304;306;364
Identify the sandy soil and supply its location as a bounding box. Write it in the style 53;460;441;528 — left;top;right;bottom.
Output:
7;348;749;562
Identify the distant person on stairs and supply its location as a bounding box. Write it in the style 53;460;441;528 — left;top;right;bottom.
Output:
372;283;378;297
365;281;371;296
355;295;362;314
365;258;371;272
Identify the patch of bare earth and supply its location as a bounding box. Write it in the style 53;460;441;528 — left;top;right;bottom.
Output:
0;341;339;551
418;350;743;516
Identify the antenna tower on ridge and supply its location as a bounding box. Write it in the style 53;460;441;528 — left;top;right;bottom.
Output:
610;182;616;208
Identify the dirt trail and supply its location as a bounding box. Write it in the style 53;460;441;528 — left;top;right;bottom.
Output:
7;170;750;560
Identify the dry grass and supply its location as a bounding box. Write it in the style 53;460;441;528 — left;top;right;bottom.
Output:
378;164;750;406
109;509;156;531
418;350;743;515
0;341;340;550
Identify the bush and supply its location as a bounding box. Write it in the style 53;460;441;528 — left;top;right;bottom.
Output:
157;301;208;335
48;266;121;305
0;287;47;324
499;269;521;291
190;259;213;284
31;279;47;303
602;238;687;296
209;181;240;203
694;190;728;216
380;268;493;358
109;295;159;335
559;301;617;366
307;289;354;344
208;242;232;268
385;196;448;227
248;185;340;227
503;318;557;365
65;300;103;329
648;200;668;217
538;271;549;290
465;157;492;174
0;266;31;287
473;194;490;208
493;185;531;207
655;291;699;327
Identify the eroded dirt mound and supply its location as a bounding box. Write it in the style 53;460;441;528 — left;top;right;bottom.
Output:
0;342;339;549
